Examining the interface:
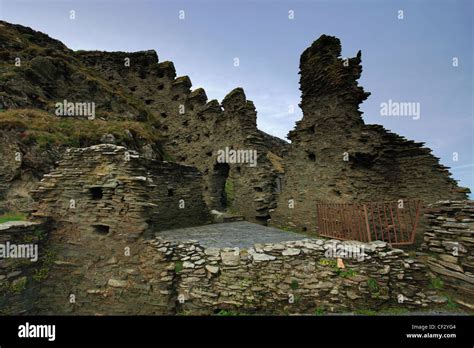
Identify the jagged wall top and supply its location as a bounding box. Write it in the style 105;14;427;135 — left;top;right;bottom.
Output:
299;35;370;115
300;35;370;103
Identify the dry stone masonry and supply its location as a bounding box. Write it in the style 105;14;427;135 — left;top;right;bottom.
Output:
30;144;210;237
151;237;447;314
422;200;474;310
0;220;451;315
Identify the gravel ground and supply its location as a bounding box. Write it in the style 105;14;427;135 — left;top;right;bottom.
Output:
156;221;308;248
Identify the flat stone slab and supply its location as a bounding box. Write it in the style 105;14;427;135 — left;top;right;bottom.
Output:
0;221;40;231
156;221;308;248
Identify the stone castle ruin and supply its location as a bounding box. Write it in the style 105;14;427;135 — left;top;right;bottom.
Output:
270;35;469;232
0;22;472;315
74;37;469;232
76;51;288;224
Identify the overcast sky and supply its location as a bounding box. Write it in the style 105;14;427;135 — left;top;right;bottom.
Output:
1;0;472;194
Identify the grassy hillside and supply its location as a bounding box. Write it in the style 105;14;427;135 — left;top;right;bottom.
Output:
0;108;164;150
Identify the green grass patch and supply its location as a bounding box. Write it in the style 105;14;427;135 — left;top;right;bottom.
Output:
445;296;458;311
429;277;444;290
290;280;299;290
0;213;26;224
314;306;325;316
0;108;163;150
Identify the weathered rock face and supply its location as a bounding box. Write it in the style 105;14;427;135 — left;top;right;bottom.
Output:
422;200;474;310
0;129;61;213
76;51;289;223
0;21;148;120
270;35;469;232
30;144;210;236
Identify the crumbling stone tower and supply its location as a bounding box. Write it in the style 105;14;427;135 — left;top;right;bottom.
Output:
270;35;469;233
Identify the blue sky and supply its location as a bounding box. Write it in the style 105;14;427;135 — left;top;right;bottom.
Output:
1;0;472;194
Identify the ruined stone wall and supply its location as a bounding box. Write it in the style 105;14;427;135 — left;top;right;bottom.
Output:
31;144;210;236
0;221;49;314
152;237;443;315
77;51;288;223
31;222;177;315
270;35;469;233
2;226;450;315
422;200;474;310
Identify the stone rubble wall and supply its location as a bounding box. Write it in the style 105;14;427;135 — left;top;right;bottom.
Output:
149;237;442;315
31;144;210;237
0;220;50;314
31;222;177;315
0;220;464;315
422;200;474;309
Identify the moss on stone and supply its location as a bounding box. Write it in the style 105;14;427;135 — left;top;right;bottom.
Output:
367;278;379;292
174;261;183;273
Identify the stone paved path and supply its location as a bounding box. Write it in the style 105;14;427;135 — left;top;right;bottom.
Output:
156;221;308;248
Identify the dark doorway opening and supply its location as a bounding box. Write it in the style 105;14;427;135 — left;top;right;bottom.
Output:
212;162;230;210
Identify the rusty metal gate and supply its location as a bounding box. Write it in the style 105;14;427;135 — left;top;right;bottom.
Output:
316;200;422;245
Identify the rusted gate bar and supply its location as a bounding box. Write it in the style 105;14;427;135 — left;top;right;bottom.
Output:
362;204;372;242
316;200;422;245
